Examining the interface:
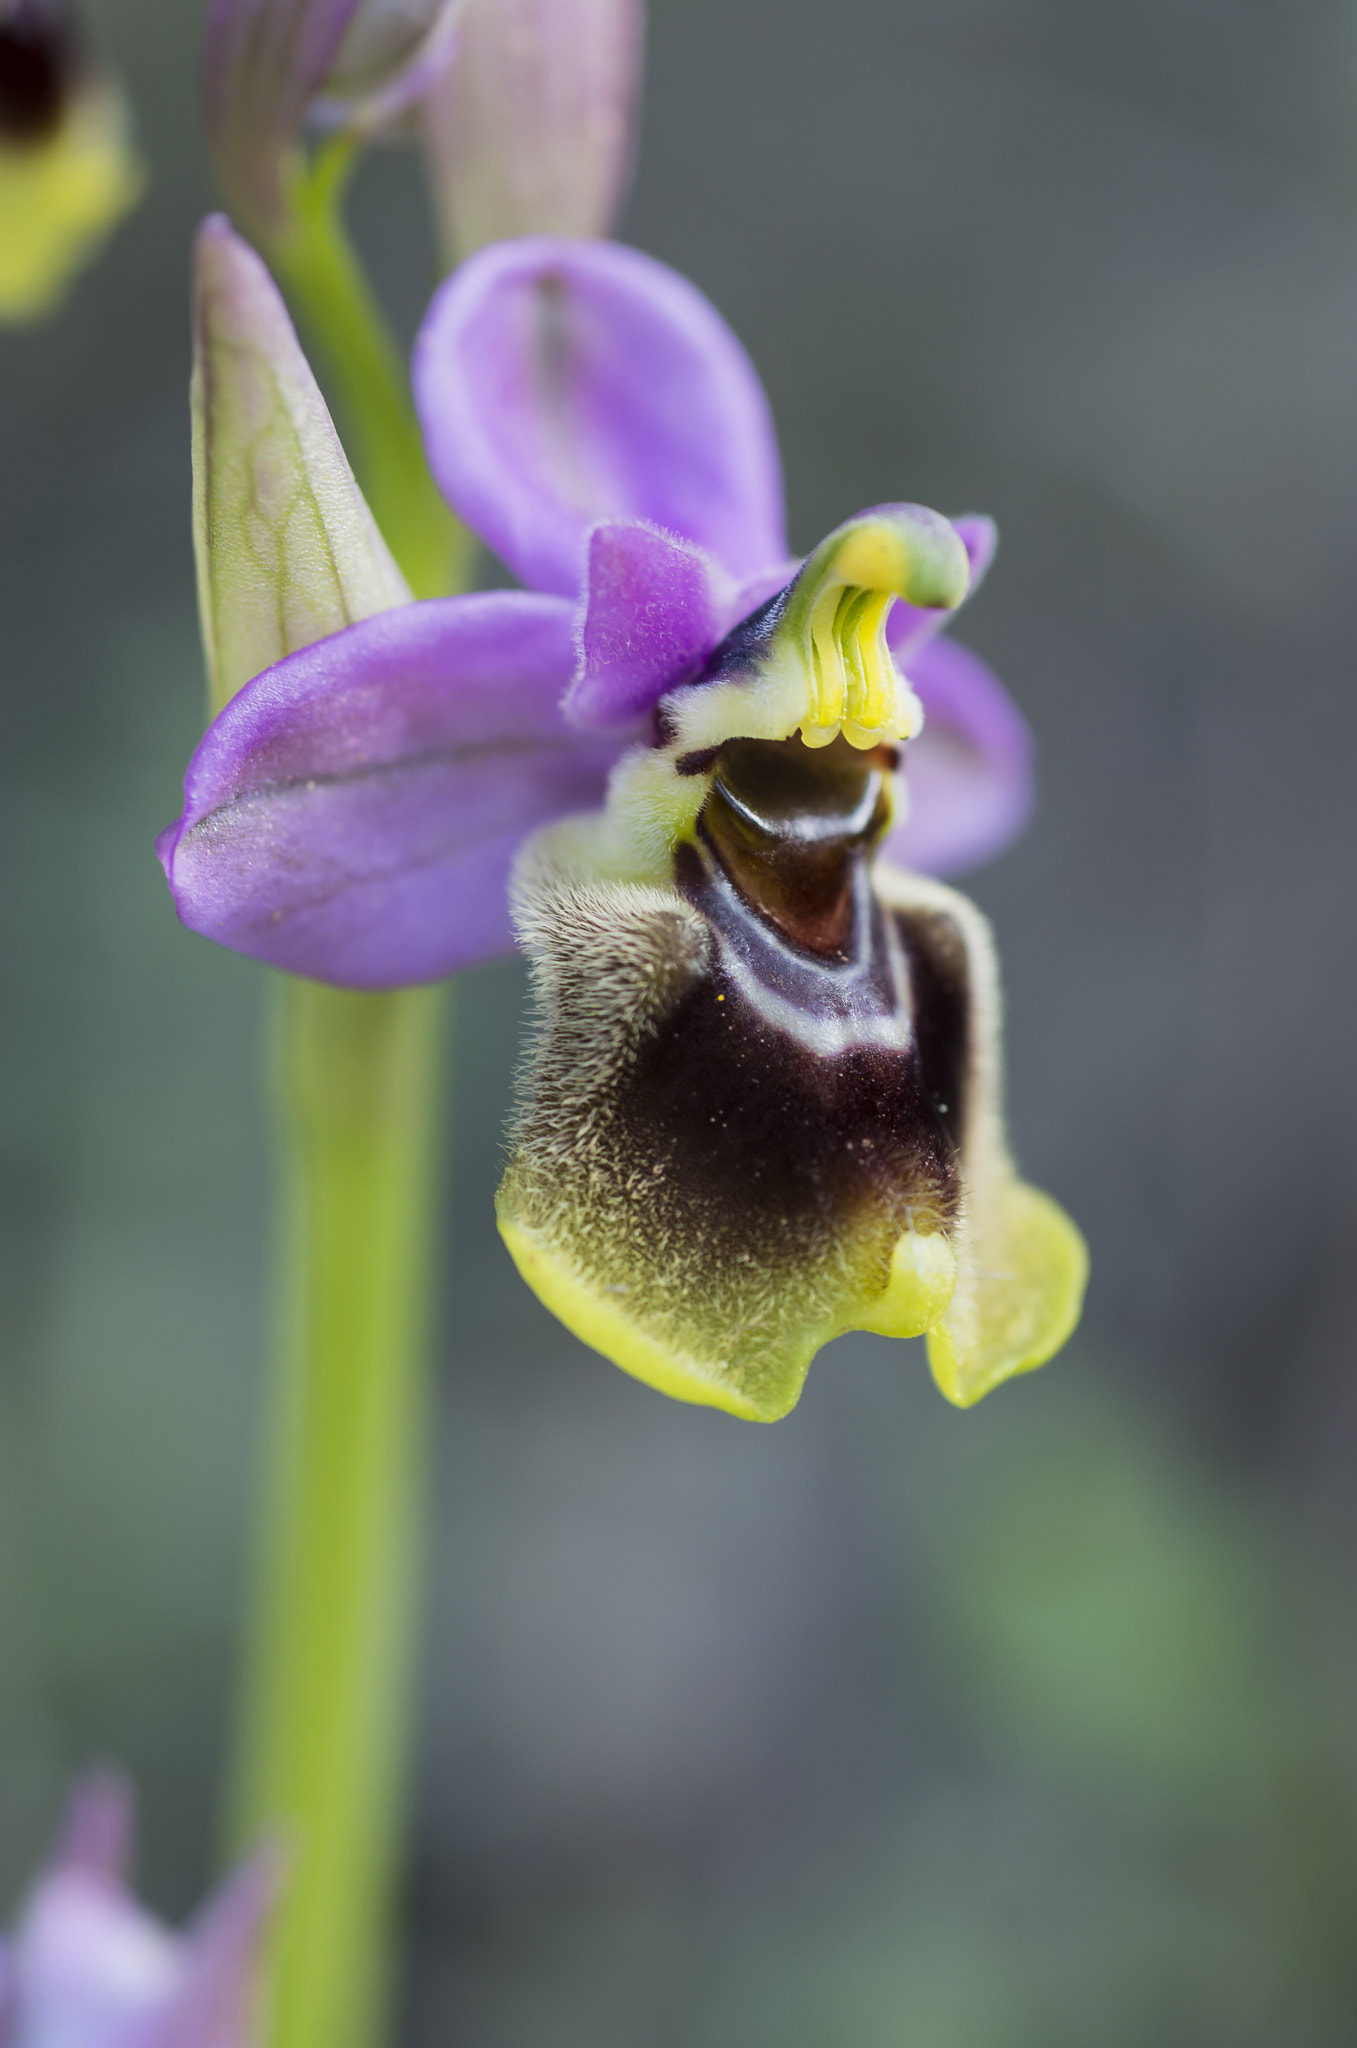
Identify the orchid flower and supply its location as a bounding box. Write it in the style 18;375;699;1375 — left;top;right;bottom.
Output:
0;1774;279;2048
204;0;460;242
0;0;142;323
160;224;1084;1420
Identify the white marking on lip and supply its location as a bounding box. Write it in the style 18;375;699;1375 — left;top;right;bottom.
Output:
712;915;915;1058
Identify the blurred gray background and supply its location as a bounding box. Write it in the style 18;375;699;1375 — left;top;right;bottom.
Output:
4;1;1357;2042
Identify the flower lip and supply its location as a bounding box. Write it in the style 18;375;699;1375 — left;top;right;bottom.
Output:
0;0;76;142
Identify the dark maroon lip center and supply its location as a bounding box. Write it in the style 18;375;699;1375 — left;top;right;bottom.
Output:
0;0;76;145
699;733;893;961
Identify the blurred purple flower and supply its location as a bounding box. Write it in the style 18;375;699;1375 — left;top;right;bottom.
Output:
0;1773;279;2048
422;0;644;261
159;230;1033;991
203;0;460;238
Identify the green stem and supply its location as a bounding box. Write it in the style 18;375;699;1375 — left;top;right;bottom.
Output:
233;980;449;2048
225;146;469;2048
264;140;471;601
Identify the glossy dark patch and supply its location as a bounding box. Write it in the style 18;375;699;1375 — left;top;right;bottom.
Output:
0;0;73;142
698;733;892;959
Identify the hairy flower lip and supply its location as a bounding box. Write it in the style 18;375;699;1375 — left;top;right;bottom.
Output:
501;826;1088;1418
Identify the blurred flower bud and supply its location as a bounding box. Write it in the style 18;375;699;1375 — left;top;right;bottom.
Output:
0;1772;280;2048
0;0;142;323
422;0;643;262
320;0;459;122
203;0;459;243
191;211;410;714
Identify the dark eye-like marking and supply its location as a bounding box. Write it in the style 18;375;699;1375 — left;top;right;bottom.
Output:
0;0;74;143
698;733;894;960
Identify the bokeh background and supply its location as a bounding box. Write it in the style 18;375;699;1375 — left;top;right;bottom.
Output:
5;0;1357;2041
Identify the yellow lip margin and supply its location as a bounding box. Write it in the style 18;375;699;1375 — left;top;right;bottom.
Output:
499;1213;773;1421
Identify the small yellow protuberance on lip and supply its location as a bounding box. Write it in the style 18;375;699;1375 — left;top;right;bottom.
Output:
855;1224;958;1340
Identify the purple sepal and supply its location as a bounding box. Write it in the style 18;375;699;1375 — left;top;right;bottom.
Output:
1;1772;279;2048
413;236;787;597
158;594;625;989
886;633;1035;877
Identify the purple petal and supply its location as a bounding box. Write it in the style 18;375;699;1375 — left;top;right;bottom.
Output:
159;594;625;989
3;1780;278;2048
414;236;787;597
142;1852;283;2048
565;520;741;728
885;633;1034;876
886;512;997;666
14;1871;182;2047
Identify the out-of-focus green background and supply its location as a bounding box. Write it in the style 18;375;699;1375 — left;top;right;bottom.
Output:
5;0;1357;2041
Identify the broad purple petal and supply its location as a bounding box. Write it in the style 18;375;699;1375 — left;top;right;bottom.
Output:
414;236;787;597
159;594;625;989
885;633;1034;876
142;1855;283;2048
565;520;739;728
